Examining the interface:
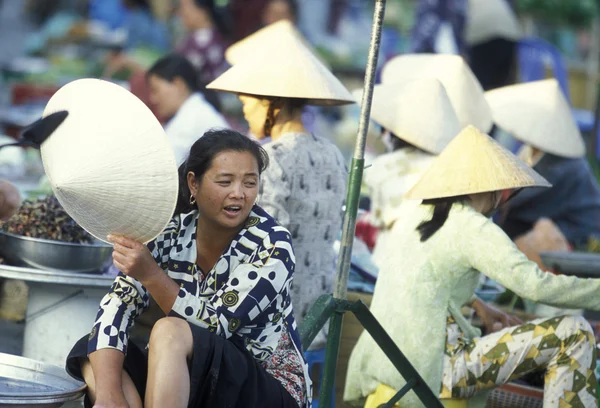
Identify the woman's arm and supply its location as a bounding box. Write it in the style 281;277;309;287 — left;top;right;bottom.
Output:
459;210;600;310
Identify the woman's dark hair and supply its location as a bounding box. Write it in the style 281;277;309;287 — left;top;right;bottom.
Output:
417;196;469;242
382;128;420;151
193;0;231;39
123;0;151;10
263;97;306;136
175;129;270;214
147;54;222;111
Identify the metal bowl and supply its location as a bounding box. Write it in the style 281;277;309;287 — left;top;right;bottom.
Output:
0;352;86;408
0;231;112;273
540;251;600;278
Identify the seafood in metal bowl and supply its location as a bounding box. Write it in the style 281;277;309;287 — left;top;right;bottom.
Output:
0;196;112;273
0;195;93;243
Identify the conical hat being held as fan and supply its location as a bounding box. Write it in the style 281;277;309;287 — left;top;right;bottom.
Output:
485;79;586;158
381;54;493;132
207;31;354;106
41;78;179;244
405;126;551;200
352;79;461;154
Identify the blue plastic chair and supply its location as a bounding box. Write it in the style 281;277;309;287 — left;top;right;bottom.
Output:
305;348;335;408
517;37;595;133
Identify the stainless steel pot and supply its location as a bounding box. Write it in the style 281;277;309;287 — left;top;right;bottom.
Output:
0;231;111;273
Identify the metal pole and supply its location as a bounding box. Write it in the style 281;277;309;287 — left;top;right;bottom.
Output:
320;2;387;407
333;0;387;300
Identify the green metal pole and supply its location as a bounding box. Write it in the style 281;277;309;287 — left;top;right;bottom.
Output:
319;1;387;407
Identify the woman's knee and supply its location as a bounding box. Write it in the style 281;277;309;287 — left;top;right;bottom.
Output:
149;317;193;357
563;315;594;337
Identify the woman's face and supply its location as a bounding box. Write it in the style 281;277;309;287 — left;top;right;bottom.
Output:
178;0;210;31
238;95;270;139
189;150;260;230
147;74;189;119
262;0;295;26
469;192;502;218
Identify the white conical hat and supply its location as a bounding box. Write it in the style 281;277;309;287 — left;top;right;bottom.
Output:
352;79;461;154
381;54;493;132
466;0;522;46
406;126;551;200
41;78;179;244
485;79;586;158
226;20;327;67
207;30;354;106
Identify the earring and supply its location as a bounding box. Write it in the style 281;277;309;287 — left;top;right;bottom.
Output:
190;194;196;205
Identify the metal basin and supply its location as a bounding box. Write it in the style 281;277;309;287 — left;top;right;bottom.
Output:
540;251;600;278
0;353;86;407
0;232;112;273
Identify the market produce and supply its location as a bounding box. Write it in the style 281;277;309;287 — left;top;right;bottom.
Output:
0;195;93;243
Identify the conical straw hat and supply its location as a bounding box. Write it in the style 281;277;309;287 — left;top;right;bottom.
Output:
466;0;522;46
352;79;461;154
41;78;179;244
405;125;551;200
226;20;327;67
485;79;585;158
381;54;493;132
207;30;354;106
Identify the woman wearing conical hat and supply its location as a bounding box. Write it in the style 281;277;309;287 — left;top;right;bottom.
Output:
486;79;600;247
355;78;462;267
381;53;493;133
344;126;600;408
207;26;353;348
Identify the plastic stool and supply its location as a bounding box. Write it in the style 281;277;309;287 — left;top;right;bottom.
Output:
364;383;469;408
305;348;335;408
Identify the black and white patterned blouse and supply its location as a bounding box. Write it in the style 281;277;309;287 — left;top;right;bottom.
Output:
87;206;312;407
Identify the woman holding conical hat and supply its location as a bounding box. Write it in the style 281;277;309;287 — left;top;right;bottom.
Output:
344;126;600;408
207;28;353;348
355;78;462;267
42;80;311;407
486;79;600;247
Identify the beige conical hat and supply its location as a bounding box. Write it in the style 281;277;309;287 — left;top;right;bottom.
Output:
485;79;585;158
381;54;493;132
207;30;354;106
466;0;522;46
226;20;327;67
405;126;551;200
352;79;461;154
41;78;179;244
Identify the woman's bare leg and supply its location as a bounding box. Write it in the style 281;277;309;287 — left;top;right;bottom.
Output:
145;317;194;408
80;359;143;408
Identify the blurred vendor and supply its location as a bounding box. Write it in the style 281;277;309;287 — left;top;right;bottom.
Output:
487;79;600;248
147;55;228;165
207;28;353;348
466;0;521;91
358;79;461;267
0;180;21;221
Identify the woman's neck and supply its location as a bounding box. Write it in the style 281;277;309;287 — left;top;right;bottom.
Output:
190;16;214;31
270;108;307;141
195;215;240;253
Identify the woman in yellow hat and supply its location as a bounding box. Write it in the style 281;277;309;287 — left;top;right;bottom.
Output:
207;25;354;348
344;126;600;408
356;78;461;267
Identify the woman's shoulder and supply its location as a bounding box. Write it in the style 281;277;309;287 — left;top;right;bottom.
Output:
249;206;292;243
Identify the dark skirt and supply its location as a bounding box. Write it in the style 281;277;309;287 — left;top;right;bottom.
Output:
66;323;300;408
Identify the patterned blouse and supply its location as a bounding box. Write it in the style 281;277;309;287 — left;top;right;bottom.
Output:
87;206;312;407
259;133;347;349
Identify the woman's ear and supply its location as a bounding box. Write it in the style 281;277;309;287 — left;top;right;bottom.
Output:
173;76;190;95
187;171;198;195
